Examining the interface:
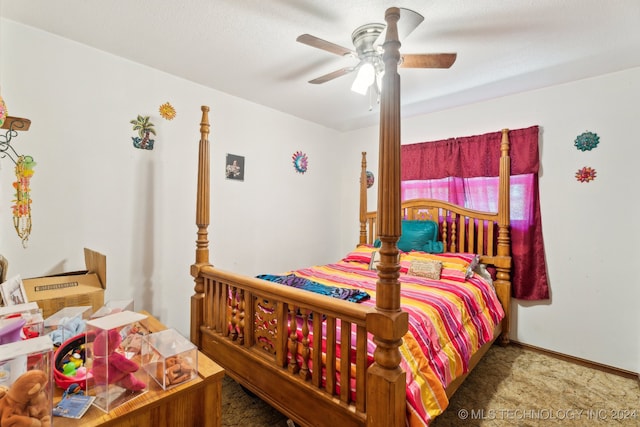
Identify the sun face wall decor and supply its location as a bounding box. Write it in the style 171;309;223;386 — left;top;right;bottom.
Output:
292;151;308;174
159;102;176;120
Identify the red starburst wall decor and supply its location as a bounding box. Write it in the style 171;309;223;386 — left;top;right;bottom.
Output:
575;166;597;183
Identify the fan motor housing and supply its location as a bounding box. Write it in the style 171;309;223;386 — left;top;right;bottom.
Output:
351;23;384;56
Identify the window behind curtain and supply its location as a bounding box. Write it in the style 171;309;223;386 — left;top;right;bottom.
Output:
400;126;549;300
401;174;533;223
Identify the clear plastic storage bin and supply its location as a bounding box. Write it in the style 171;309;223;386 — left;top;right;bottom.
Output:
90;299;134;319
142;328;197;390
0;335;54;425
44;305;92;346
84;310;149;412
0;302;44;342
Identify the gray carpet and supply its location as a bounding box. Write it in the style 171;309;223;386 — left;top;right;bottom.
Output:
221;345;640;426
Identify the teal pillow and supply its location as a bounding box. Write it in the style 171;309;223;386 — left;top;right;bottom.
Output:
422;240;444;254
397;220;439;252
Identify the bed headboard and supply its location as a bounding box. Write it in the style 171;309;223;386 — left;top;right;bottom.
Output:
357;129;512;348
358;128;511;266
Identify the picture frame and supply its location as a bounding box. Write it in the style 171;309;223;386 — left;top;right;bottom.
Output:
0;255;8;284
225;154;245;181
0;274;28;306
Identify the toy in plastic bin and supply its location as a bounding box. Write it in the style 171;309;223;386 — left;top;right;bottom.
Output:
0;370;51;427
84;310;149;413
92;329;146;391
53;332;92;390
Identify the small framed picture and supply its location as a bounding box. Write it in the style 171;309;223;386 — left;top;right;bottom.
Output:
225;154;245;181
0;255;8;284
0;274;28;306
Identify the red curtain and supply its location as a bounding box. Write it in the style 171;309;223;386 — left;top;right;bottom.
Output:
400;126;549;300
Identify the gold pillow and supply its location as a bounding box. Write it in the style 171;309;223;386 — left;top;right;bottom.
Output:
408;260;442;280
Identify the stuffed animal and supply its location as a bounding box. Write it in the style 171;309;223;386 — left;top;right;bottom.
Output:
91;329;146;391
164;355;195;386
0;369;51;427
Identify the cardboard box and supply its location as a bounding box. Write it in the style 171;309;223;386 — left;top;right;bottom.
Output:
22;248;106;318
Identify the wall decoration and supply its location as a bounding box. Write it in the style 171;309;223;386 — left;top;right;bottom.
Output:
225;154;245;181
366;170;375;188
130;115;156;150
292;151;308;174
0;95;7;128
575;166;597;183
12;155;36;247
574;131;599;151
159;102;176;120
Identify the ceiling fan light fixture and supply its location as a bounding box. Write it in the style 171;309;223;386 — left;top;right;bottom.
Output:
351;61;376;95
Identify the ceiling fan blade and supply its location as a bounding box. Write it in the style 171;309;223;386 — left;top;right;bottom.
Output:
296;34;356;57
308;67;355;84
375;7;424;45
400;53;457;69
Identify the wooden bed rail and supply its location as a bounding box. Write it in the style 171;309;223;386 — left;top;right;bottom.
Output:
198;265;373;426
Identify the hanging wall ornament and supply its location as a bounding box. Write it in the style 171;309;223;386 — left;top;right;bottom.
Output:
130;115;156;150
292;151;308;174
12;155;36;247
575;166;597;183
159;102;176;120
574;131;599;152
0;95;7;128
366;171;375;188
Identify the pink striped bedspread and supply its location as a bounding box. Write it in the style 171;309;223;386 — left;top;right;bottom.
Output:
281;247;504;426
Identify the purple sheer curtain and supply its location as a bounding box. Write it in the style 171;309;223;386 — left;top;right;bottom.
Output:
400;126;549;300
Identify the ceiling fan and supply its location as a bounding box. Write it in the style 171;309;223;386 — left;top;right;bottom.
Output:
296;8;457;95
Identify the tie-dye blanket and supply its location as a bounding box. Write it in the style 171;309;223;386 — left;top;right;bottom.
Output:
256;273;370;303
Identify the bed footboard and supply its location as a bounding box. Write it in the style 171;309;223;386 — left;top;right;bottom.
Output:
195;266;374;427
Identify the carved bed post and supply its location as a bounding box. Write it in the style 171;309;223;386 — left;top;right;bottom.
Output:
359;152;368;245
495;128;511;345
366;8;409;427
190;106;211;346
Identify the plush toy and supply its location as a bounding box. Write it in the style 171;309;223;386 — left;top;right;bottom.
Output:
163;355;195;386
0;369;51;427
91;329;146;391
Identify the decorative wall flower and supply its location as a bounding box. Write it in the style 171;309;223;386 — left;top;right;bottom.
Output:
159;102;176;120
0;95;7;127
292;151;308;174
366;171;375;188
574;131;599;151
575;166;597;182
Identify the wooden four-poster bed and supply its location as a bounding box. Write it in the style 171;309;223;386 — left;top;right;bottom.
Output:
190;7;512;427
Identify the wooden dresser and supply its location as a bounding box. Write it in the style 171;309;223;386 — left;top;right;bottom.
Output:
52;312;225;427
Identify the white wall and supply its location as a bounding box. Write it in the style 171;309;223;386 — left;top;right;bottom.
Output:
2;19;639;374
340;68;640;373
0;19;342;336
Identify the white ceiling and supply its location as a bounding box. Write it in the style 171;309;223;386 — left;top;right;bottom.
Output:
2;0;640;131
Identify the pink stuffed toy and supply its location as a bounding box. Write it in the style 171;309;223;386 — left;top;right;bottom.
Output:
91;329;146;391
